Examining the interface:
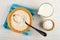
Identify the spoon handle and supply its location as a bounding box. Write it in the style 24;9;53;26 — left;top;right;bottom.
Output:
31;26;47;36
25;22;47;37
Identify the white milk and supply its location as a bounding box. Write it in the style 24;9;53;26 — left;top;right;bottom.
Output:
38;3;53;17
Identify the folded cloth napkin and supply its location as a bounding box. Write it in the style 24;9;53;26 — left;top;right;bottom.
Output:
3;4;36;36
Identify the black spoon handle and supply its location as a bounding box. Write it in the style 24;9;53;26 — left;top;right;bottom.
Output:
25;21;47;37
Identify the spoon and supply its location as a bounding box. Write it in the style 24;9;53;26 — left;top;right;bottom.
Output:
25;21;47;37
13;14;47;37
